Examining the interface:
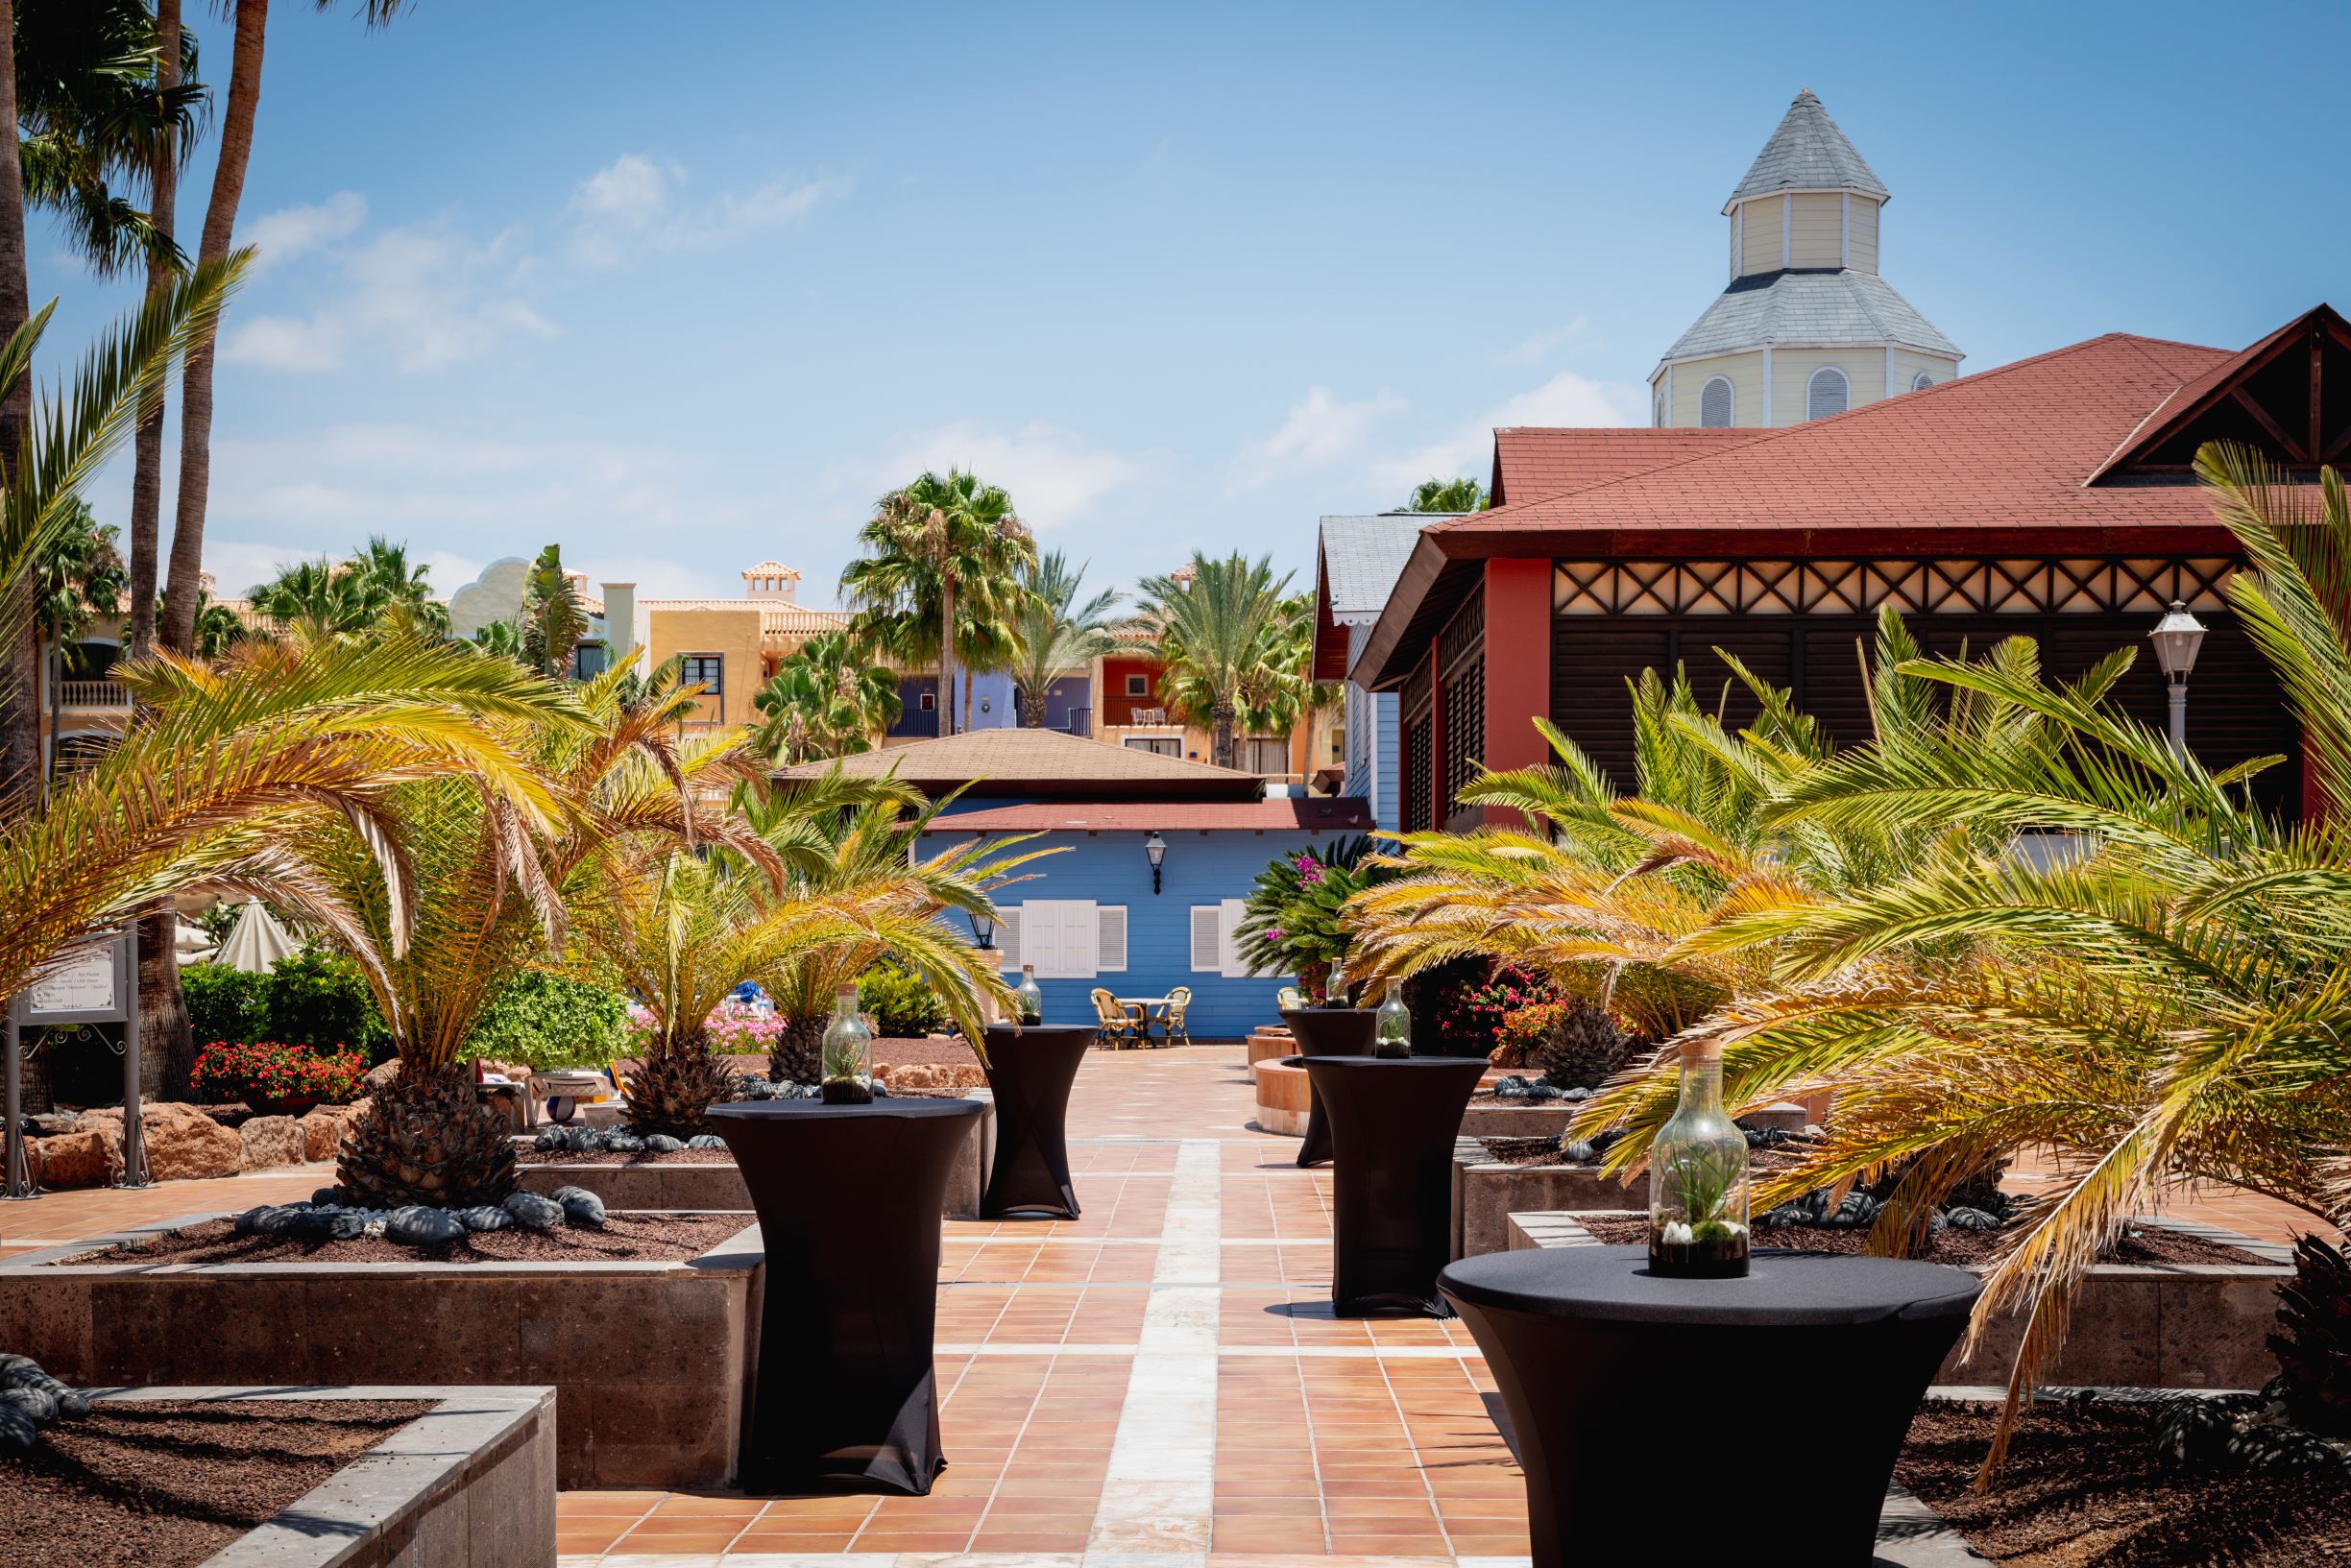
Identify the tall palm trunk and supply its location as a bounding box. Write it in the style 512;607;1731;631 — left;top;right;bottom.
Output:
0;0;37;815
1212;696;1235;769
158;0;266;655
125;0;180;661
937;570;956;736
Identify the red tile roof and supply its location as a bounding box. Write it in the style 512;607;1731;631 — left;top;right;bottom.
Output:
918;798;1373;833
1490;426;1758;506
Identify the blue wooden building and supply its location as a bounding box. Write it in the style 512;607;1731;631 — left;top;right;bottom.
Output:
781;729;1372;1039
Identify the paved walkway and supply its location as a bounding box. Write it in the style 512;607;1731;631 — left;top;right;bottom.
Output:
4;1043;2336;1568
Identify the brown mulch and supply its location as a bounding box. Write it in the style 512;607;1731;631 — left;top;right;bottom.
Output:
874;1036;982;1069
517;1146;734;1166
1896;1401;2351;1565
1574;1212;2266;1266
0;1398;430;1568
58;1212;749;1266
1466;1090;1589;1108
1477;1136;1812;1174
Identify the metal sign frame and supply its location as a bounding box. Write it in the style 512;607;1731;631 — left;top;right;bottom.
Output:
5;928;145;1198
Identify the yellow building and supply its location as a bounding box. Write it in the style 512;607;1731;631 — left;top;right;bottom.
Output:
1650;89;1962;428
629;561;850;731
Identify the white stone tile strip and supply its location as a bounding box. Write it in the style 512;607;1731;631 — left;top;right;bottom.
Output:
1084;1138;1221;1556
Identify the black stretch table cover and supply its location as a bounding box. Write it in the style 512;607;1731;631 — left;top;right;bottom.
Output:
708;1098;982;1495
1441;1245;1981;1568
1296;1054;1488;1315
980;1025;1093;1219
1279;1008;1375;1167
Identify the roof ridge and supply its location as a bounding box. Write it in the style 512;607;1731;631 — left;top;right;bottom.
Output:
1443;426;1782;520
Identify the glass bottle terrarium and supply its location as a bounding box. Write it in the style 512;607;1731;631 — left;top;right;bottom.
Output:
1647;1040;1749;1278
1372;988;1412;1059
1013;964;1045;1025
819;985;874;1103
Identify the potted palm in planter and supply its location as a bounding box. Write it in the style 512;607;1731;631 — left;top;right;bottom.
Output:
1242;838;1385;1050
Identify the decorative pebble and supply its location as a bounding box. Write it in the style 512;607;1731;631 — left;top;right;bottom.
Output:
385;1205;467;1246
0;1386;57;1424
531;1129;565;1151
642;1134;684;1153
502;1192;567;1230
0;1403;36;1455
550;1185;607;1226
451;1205;512;1233
603;1132;644;1154
687;1134;725;1150
311;1186;345;1206
1945;1206;2001;1231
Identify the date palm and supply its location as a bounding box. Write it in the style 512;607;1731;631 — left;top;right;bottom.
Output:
1404;476;1486;512
841;469;1035;736
1008;551;1118;729
1140;551;1293;768
518;543;588;679
751;630;902;763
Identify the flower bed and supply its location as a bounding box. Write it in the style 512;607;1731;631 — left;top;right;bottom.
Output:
191;1040;367;1115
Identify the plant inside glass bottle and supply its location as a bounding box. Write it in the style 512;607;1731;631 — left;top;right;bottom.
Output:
820;985;874;1104
1372;987;1412;1059
1013;964;1045;1025
1646;1041;1749;1278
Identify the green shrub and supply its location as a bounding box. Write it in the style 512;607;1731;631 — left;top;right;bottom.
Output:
261;948;392;1060
859;960;948;1038
465;969;630;1070
182;962;271;1046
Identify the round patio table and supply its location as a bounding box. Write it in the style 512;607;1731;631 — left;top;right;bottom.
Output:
980;1024;1094;1219
707;1098;982;1495
1295;1053;1488;1315
1440;1244;1981;1568
1279;1008;1376;1167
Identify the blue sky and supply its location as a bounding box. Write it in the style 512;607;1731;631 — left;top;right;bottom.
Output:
36;0;2351;612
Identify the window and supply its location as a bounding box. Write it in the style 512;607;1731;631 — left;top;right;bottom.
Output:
572;642;609;680
1806;367;1849;421
679;654;723;695
1191;899;1254;977
1239;736;1290;776
1699;376;1733;428
1654;389;1667;426
1019;900;1125;978
918;690;934;711
1124;673;1149;696
1123;736;1181;757
1910;371;1936;393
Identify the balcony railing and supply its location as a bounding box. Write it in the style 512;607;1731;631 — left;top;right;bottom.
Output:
58;679;130;710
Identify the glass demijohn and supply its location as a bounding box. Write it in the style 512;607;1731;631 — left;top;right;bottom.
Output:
1646;1041;1749;1278
1373;989;1412;1059
1014;964;1045;1025
820;985;874;1103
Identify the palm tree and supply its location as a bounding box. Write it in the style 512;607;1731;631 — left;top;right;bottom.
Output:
158;0;407;660
1405;476;1487;512
31;498;121;785
187;584;243;657
470;618;522;662
751;631;901;763
841;469;1035;737
125;0;189;663
249;557;374;635
1007;551;1118;729
345;535;447;635
518;543;587;679
1139;551;1293;768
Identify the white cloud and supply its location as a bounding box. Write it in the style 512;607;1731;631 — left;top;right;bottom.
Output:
243;192;367;270
1229;385;1407;491
222;220;553;374
1498;315;1591;367
828;421;1153;533
566;154;833;270
1373;370;1645;489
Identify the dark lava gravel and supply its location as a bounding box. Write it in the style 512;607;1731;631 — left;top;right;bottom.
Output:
1897;1401;2351;1564
60;1212;750;1266
1574;1212;2266;1266
0;1398;429;1568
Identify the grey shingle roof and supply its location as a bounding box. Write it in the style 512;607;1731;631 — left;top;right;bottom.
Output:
1727;89;1887;206
1318;514;1438;619
1662;269;1960;361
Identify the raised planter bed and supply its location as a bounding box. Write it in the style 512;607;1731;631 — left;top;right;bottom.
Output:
517;1092;995;1218
1451;1135;1636;1256
0;1212;764;1490
1506;1209;2295;1389
22;1386;557;1568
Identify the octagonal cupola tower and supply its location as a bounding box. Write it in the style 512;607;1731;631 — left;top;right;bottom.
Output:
1651;89;1962;428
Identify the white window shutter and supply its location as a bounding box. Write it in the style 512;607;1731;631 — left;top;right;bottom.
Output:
996;908;1020;973
1096;906;1127;974
1064;900;1098;979
1022;900;1097;979
1190;905;1223;973
1220;898;1250;979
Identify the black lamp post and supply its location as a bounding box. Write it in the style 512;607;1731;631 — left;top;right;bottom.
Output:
2148;599;2208;760
972;911;995;951
1144;831;1168;895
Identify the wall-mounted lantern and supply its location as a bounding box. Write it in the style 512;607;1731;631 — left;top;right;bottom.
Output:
1144;831;1168;896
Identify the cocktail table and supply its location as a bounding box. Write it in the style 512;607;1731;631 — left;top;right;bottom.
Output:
1279;1008;1376;1167
708;1098;982;1494
1440;1244;1980;1567
1295;1053;1487;1315
980;1024;1093;1218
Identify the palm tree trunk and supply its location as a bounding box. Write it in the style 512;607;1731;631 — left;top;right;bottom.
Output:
125;0;180;661
0;0;39;816
937;573;956;737
158;0;267;656
44;639;58;792
1213;696;1235;769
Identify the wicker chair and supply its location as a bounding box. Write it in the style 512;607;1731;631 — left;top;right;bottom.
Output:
1153;985;1193;1046
1091;987;1145;1049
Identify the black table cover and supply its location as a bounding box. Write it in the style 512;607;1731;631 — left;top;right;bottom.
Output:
1279;1008;1375;1167
1295;1053;1488;1315
980;1024;1093;1219
708;1098;982;1495
1441;1244;1981;1568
